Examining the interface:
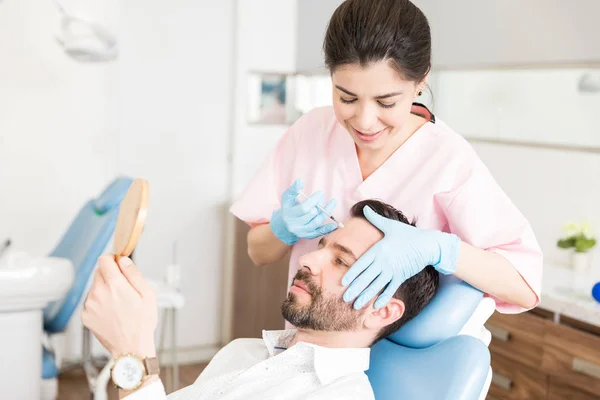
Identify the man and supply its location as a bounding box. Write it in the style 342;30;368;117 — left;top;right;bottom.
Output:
82;199;439;400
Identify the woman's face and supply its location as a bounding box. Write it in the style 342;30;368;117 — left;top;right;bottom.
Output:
331;61;423;152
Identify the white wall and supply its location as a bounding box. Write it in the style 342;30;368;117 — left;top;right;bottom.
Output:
115;0;235;354
0;0;122;361
295;0;343;74
0;0;119;257
230;0;298;197
1;0;236;362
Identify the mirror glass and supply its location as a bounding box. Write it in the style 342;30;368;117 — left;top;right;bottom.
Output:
427;68;600;151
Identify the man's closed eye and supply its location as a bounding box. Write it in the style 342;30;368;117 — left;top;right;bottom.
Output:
335;257;350;268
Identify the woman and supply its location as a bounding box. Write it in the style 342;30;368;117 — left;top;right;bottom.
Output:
230;0;541;314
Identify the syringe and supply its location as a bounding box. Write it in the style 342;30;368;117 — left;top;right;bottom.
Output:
297;190;344;228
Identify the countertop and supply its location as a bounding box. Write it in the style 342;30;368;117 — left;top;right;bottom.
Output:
539;262;600;328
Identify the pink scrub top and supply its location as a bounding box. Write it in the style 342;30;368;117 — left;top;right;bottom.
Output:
230;105;542;313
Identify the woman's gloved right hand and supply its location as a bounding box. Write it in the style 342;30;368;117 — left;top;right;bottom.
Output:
270;179;338;245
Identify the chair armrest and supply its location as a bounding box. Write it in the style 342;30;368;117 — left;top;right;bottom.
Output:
458;297;496;345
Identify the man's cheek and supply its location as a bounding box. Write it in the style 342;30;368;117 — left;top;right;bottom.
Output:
328;282;347;300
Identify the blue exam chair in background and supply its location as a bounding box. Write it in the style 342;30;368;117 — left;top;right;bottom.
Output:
367;274;495;400
41;177;134;399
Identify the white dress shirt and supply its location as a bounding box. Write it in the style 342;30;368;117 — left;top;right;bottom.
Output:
124;329;374;400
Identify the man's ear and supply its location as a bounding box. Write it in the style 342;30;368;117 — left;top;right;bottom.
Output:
364;298;405;330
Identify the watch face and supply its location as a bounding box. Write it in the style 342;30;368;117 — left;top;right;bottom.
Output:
112;355;144;390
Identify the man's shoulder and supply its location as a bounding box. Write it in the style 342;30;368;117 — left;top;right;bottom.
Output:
199;338;269;380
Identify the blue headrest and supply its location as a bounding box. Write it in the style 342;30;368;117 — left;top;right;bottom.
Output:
388;274;483;348
91;176;134;214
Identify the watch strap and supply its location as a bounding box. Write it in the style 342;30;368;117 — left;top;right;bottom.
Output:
143;357;160;376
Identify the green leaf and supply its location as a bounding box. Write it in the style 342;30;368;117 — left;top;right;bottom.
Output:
557;237;576;249
575;237;597;253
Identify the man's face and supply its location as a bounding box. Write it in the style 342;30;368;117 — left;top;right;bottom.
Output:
281;217;383;331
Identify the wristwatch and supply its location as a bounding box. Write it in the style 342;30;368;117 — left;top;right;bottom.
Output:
111;353;160;391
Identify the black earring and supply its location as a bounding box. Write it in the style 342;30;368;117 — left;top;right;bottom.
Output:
418;90;423;96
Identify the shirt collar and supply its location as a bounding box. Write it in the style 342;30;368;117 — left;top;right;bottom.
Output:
261;329;371;385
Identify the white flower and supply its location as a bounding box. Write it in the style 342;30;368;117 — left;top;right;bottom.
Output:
581;221;595;238
562;221;595;239
562;222;579;237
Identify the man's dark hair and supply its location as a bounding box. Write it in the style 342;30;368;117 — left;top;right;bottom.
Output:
349;199;439;344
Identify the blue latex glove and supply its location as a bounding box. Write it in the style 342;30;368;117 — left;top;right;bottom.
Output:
342;206;461;310
270;179;338;245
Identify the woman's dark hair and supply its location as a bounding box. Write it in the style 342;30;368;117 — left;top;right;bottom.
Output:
323;0;431;83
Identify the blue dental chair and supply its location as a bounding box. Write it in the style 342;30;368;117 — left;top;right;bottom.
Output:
367;274;494;400
41;177;134;396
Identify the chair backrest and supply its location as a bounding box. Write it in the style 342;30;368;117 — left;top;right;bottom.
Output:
43;177;133;333
366;274;491;400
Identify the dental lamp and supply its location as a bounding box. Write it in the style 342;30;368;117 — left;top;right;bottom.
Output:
54;0;118;62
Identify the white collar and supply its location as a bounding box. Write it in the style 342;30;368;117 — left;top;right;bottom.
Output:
261;329;371;385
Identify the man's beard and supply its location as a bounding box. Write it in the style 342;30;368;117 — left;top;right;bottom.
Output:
281;270;363;331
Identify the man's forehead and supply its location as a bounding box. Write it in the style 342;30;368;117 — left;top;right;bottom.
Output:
326;217;383;255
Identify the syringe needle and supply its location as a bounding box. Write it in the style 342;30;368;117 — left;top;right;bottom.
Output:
297;190;344;228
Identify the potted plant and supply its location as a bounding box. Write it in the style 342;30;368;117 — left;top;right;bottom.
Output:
557;221;596;271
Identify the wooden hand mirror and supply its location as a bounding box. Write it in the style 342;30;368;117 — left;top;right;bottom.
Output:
114;178;150;262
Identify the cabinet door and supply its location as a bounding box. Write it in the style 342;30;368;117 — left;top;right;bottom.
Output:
488;352;548;399
485;311;548;369
542;321;600;396
548;379;600;400
412;0;600;68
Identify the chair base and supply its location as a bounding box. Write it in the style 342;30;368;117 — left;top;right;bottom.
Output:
0;310;43;399
41;377;58;400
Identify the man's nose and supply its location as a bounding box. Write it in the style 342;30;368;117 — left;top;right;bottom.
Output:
298;251;325;276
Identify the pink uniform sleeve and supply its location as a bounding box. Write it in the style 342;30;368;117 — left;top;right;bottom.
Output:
437;152;543;314
229;117;305;227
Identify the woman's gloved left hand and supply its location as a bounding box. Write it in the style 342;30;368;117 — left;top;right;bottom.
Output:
342;206;462;310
